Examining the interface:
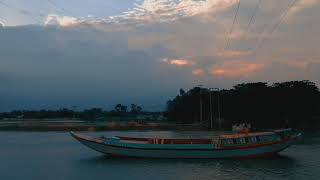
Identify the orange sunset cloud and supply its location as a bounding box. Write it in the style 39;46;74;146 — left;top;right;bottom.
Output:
216;50;252;58
162;58;195;67
209;62;265;77
192;68;205;76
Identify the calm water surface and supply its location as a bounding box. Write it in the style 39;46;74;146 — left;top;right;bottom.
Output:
0;131;319;180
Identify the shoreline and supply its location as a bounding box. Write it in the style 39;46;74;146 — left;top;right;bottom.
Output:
0;119;206;132
1;119;316;132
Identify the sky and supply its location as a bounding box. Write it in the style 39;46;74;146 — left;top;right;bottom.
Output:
0;0;319;111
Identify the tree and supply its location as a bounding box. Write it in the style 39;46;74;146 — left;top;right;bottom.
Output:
115;104;122;112
136;106;142;113
120;105;127;113
165;80;320;130
179;88;186;96
130;104;137;113
130;104;142;114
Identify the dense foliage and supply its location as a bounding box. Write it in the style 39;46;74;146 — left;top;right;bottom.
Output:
165;80;320;130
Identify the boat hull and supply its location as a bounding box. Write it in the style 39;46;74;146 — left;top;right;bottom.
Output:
71;132;301;159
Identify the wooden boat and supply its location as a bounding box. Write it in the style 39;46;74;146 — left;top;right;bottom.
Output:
70;129;301;158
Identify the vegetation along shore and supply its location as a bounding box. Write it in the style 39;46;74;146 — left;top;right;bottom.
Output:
1;80;319;131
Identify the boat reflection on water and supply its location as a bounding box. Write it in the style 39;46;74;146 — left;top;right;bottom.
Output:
78;153;299;180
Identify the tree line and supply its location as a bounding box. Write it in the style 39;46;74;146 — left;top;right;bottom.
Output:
165;80;320;130
0;104;144;120
2;80;320;130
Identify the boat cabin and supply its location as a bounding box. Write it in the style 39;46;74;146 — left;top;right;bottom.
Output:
116;136;214;144
219;129;293;147
107;129;294;148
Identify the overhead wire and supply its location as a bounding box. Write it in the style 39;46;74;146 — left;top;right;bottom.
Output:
46;0;75;16
245;0;262;34
267;0;299;38
251;0;300;56
47;0;124;19
0;0;44;23
223;0;241;52
234;0;262;52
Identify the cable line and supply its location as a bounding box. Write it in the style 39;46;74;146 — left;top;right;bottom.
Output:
251;0;299;56
0;1;43;23
234;0;262;52
46;0;75;16
246;0;262;34
223;0;241;52
268;0;299;38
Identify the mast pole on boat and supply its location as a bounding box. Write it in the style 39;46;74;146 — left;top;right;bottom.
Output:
210;88;220;130
217;89;221;129
209;88;213;129
198;85;203;124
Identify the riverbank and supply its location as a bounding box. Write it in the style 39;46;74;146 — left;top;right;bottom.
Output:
0;119;206;131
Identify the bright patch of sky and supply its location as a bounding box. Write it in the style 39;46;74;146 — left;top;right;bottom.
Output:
0;0;137;26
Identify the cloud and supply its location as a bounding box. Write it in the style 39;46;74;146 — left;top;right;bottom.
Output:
0;20;5;27
285;60;320;69
41;0;237;28
286;61;308;69
162;58;195;66
44;14;83;27
39;0;319;34
288;0;318;16
192;68;205;76
1;0;320;110
109;0;237;24
216;50;251;58
209;61;265;77
43;0;238;27
0;26;177;111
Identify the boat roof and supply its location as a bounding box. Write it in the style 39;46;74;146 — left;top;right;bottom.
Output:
220;131;274;139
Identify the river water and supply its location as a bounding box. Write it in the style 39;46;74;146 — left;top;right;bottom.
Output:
0;131;319;180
